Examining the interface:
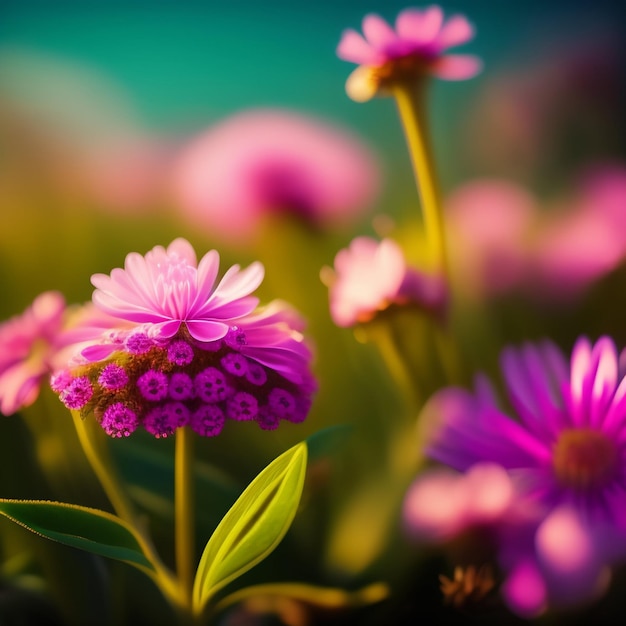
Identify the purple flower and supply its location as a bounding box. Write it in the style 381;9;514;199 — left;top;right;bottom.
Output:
171;109;380;244
326;237;446;327
337;6;481;101
414;336;626;615
0;291;66;415
53;239;316;438
91;238;264;343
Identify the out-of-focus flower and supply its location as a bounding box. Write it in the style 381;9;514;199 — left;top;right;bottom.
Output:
325;237;445;328
171;109;380;244
446;166;626;301
445;180;535;297
403;462;515;542
52;238;316;438
533;166;626;298
337;5;481;101
0;292;66;415
417;336;626;615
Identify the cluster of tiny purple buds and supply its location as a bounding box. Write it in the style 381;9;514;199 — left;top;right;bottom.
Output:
54;328;313;439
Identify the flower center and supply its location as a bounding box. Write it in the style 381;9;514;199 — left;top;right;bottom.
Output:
553;428;618;489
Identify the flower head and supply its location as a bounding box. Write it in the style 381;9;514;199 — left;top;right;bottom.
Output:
326;237;445;327
337;5;481;101
91;237;263;343
0;291;67;415
171;109;380;244
53;239;316;438
415;336;626;615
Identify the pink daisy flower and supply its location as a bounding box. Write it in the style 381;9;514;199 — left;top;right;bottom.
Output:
326;236;445;328
0;291;66;415
171;109;380;244
416;336;626;615
337;5;482;101
53;238;316;438
91;237;263;343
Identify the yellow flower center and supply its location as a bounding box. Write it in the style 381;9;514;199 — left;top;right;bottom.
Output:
553;428;617;489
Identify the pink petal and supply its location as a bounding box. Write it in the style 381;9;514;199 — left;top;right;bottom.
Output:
433;54;482;80
395;8;425;40
184;319;229;342
336;29;379;65
502;559;547;617
361;14;396;48
436;14;475;49
398;5;443;44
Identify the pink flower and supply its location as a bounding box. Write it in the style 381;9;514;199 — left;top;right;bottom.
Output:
54;239;316;438
326;237;445;327
171;109;380;244
337;5;482;101
0;291;66;415
91;238;264;343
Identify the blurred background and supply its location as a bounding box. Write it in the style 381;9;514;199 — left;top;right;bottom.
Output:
1;1;626;624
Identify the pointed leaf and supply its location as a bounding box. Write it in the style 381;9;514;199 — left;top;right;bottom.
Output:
193;442;307;613
0;499;156;574
306;424;352;463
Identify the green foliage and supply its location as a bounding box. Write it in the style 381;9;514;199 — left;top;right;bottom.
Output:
0;499;156;575
193;442;308;616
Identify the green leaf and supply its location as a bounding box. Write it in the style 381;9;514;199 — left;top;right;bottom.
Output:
193;442;308;614
0;499;156;575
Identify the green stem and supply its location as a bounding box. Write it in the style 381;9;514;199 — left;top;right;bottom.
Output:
392;81;448;279
71;411;181;608
175;426;195;612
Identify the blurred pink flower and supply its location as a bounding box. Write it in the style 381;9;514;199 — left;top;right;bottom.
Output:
446;180;536;296
337;5;481;101
446;166;626;300
171;109;380;244
327;236;445;327
403;462;515;542
0;291;66;415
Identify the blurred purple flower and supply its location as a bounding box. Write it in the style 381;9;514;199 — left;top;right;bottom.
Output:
337;5;481;101
0;291;66;415
415;336;626;615
326;236;445;327
53;238;316;438
171;109;380;244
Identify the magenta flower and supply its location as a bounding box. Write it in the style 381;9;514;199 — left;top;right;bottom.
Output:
337;5;482;101
53;239;316;438
0;291;66;415
417;336;626;615
91;238;263;343
326;236;445;327
171;109;380;244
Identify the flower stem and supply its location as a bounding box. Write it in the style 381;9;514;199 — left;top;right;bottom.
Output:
71;411;181;609
175;425;196;612
392;81;448;279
